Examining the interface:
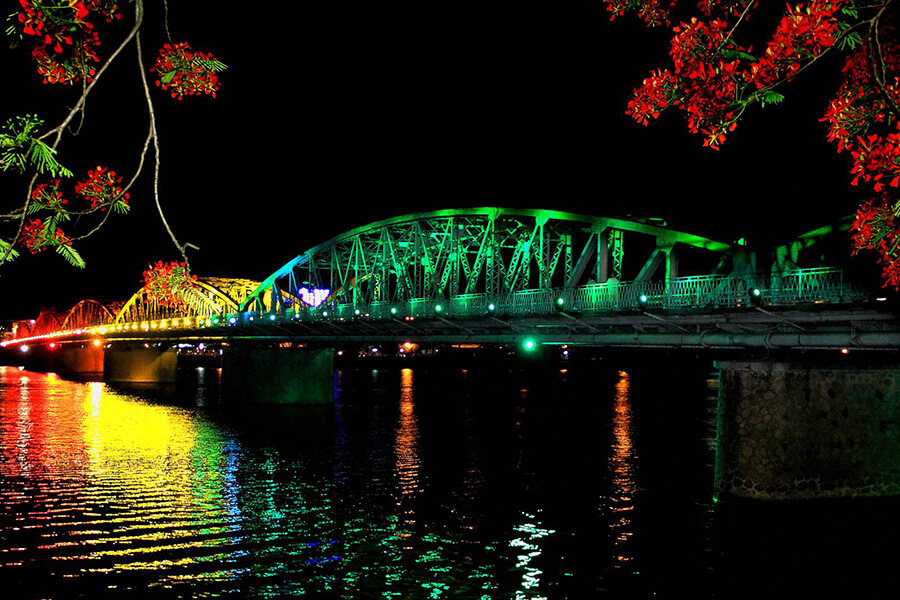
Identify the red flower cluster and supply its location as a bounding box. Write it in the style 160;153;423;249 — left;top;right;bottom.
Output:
15;0;105;85
31;179;69;210
630;17;748;149
750;0;844;88
627;69;677;125
84;0;122;23
74;165;129;209
143;261;199;309
603;0;671;27
151;42;222;100
627;2;849;150
850;129;900;192
819;38;899;286
20;218;72;254
851;197;900;289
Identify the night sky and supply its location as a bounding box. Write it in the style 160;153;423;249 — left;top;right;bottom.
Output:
1;4;862;319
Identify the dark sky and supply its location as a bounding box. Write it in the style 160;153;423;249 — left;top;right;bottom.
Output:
1;4;860;319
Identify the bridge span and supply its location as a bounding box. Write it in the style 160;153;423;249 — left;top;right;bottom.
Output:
2;208;897;352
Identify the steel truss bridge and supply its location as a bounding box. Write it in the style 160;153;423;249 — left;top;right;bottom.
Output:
3;208;898;351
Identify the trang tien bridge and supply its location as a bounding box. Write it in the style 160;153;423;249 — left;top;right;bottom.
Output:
3;208;900;501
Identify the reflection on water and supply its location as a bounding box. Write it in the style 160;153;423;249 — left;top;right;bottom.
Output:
3;360;898;598
609;370;637;569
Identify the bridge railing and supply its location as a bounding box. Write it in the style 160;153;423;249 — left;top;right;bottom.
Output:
764;267;864;304
227;268;863;322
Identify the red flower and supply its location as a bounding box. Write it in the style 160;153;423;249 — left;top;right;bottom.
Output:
74;165;129;209
150;42;224;100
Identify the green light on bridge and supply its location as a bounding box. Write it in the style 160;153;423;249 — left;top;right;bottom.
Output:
434;304;443;314
523;338;537;351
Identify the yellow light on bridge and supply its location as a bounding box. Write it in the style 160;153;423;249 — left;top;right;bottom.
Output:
93;339;102;347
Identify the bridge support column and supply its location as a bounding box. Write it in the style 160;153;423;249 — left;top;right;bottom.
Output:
55;344;104;379
715;360;900;500
103;346;177;383
221;346;334;404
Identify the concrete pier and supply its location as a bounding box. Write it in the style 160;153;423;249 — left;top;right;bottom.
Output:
221;346;334;404
715;360;900;500
103;346;178;383
54;344;104;379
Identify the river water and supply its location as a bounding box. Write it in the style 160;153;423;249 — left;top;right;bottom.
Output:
1;357;899;599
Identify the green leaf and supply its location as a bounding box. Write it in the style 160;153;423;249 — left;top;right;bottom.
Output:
55;244;85;268
721;48;756;62
193;57;228;72
112;199;131;214
760;91;785;107
838;31;862;51
160;70;176;84
28;139;72;177
0;239;20;261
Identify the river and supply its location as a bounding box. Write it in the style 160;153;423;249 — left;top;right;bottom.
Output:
1;355;898;599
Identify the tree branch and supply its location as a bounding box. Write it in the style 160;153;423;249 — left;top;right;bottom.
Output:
135;26;197;270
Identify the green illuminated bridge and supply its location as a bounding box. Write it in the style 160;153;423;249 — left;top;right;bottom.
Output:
4;208;899;351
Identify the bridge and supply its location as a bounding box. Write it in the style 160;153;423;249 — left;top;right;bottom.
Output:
3;208;900;502
2;207;897;351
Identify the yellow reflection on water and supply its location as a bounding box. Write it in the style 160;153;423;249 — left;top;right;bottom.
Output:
0;369;240;585
609;370;638;567
394;369;421;536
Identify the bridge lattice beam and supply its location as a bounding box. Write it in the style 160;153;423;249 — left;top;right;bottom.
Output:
240;208;736;314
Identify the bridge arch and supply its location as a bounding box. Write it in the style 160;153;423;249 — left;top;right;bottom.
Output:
27;312;63;338
241;207;736;314
115;277;261;324
61;299;116;331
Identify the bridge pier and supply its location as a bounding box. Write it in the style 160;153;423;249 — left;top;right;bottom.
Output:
55;343;104;380
715;360;900;500
221;346;334;404
103;346;178;383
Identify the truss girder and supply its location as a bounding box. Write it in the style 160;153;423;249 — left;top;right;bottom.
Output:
241;208;736;315
114;277;259;324
61;299;115;331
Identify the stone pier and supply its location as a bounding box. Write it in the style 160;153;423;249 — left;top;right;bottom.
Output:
715;360;900;500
